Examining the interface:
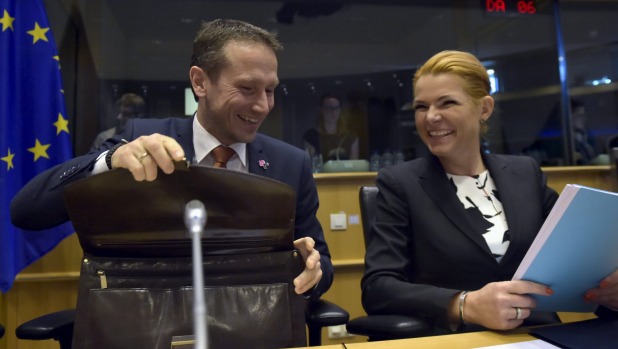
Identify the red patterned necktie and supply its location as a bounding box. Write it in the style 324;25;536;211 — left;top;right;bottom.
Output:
211;145;236;168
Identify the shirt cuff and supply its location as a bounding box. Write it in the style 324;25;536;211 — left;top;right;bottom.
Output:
91;151;110;175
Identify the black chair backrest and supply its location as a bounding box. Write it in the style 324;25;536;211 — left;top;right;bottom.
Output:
607;134;618;153
611;147;618;192
607;134;618;192
1;323;4;338
359;186;379;248
351;186;435;340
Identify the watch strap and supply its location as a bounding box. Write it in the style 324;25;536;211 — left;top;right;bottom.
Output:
105;139;129;170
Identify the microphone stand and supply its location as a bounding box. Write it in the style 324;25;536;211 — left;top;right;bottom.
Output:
185;200;208;349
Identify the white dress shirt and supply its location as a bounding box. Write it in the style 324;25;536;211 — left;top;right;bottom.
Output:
91;116;248;175
192;117;247;172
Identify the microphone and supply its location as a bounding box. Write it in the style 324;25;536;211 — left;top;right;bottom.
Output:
185;200;207;234
184;200;208;349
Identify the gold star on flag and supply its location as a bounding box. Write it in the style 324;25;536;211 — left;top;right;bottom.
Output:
27;22;49;44
0;9;14;31
53;55;61;69
1;148;15;171
28;139;50;161
53;113;69;134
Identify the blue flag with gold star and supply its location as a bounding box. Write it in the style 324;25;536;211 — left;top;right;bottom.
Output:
0;0;74;292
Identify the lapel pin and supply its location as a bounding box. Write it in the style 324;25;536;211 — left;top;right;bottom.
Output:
258;159;269;170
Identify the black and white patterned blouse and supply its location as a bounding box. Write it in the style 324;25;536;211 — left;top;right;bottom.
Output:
447;170;510;261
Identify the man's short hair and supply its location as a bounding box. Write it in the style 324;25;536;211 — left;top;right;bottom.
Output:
117;93;145;116
190;19;283;82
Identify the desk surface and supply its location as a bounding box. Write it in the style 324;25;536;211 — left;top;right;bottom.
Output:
303;330;536;349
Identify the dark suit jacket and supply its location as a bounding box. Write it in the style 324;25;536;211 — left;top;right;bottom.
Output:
361;153;560;330
11;117;333;298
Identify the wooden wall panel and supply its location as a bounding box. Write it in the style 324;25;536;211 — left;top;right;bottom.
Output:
1;234;81;349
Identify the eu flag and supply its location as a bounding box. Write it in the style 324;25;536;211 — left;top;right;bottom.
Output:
0;0;74;292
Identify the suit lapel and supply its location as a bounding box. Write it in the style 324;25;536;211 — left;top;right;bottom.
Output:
418;156;494;257
483;154;523;267
171;117;196;163
246;135;273;178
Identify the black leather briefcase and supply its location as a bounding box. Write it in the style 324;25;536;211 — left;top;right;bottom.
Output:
64;163;306;349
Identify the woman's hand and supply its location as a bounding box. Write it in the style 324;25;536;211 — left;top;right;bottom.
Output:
584;268;618;311
462;280;553;330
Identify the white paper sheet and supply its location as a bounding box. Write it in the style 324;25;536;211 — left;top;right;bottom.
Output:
474;339;560;349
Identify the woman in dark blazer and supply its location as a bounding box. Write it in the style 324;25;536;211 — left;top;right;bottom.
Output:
361;50;618;333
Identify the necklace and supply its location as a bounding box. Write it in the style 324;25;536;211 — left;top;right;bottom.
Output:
473;172;503;217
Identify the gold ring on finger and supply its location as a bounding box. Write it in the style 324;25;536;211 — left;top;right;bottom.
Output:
138;152;150;163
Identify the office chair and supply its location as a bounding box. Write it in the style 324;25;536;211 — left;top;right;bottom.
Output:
306;299;349;346
610;146;618;193
16;300;348;348
16;310;74;348
345;186;433;341
1;323;5;338
607;134;618;152
608;134;618;192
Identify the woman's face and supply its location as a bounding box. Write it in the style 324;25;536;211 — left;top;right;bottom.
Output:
321;97;341;124
413;73;492;162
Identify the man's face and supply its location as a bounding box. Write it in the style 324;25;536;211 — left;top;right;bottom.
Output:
117;105;138;120
116;104;139;129
200;41;279;145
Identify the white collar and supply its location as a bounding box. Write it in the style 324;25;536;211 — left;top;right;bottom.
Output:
192;116;247;167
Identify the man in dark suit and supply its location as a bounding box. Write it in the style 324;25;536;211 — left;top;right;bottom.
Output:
90;93;146;151
11;19;331;299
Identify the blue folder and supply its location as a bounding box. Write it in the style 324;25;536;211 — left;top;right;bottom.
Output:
513;184;618;312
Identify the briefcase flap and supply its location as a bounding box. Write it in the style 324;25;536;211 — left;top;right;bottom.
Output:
63;163;296;257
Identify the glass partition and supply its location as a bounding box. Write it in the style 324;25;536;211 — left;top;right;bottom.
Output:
45;0;618;167
561;0;618;166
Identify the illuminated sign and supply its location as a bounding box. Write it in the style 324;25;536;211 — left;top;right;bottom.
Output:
484;0;538;16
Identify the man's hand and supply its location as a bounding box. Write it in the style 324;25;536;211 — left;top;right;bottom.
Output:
111;134;185;181
293;237;322;295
